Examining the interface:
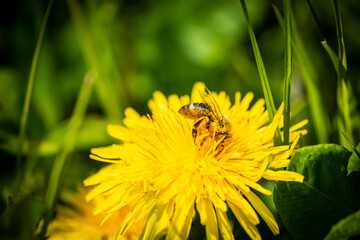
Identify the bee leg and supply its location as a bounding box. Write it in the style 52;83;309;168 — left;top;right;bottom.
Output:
193;117;211;147
213;133;228;157
215;134;232;157
213;134;223;155
214;145;224;157
192;117;205;139
192;128;198;139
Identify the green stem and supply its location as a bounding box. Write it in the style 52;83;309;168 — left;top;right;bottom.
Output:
306;0;325;41
331;0;347;70
239;0;282;146
321;40;339;75
67;0;123;120
16;0;54;193
283;0;292;145
331;0;353;149
39;72;95;239
273;4;330;143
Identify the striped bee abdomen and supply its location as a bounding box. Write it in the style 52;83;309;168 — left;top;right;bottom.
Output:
178;102;211;119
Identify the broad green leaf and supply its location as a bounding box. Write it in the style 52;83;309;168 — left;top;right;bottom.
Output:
273;144;360;240
348;143;360;175
324;209;360;240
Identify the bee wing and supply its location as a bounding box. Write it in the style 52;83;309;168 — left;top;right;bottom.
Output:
205;87;224;117
197;87;222;122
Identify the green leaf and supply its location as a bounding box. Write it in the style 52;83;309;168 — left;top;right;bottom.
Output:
324;209;360;240
348;143;360;175
273;144;360;240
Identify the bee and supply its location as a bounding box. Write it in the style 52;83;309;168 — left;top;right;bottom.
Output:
178;88;231;153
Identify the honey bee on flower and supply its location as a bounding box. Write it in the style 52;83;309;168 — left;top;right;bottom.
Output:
178;88;231;154
84;82;308;240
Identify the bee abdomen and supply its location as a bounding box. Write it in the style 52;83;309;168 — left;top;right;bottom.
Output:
178;102;210;119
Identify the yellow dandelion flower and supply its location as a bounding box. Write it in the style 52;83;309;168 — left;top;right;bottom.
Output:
84;82;307;240
47;187;145;240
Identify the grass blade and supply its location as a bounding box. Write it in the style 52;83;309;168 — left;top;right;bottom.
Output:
67;0;123;120
283;0;292;145
330;0;353;149
239;0;282;146
306;0;325;41
39;72;95;239
320;39;352;148
16;0;54;192
331;0;347;70
321;40;339;75
336;79;353;150
341;131;357;155
273;5;330;143
311;0;354;149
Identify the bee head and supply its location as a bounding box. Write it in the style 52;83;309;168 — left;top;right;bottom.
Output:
220;115;230;129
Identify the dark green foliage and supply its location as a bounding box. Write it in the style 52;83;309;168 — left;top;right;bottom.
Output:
1;0;360;239
274;144;360;239
347;142;360;175
325;209;360;240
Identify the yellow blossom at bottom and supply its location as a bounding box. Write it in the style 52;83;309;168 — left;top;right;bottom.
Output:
47;187;145;240
84;82;307;240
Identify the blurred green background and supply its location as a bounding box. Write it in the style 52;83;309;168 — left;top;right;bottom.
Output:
0;0;359;239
